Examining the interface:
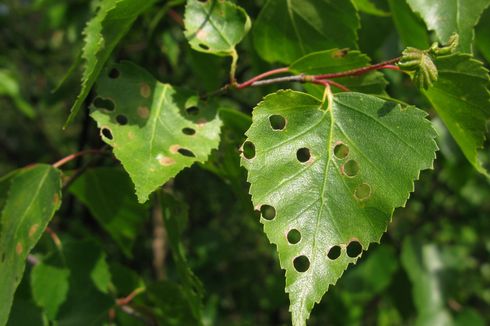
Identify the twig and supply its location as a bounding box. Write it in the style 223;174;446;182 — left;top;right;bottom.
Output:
116;287;145;306
312;57;400;80
152;194;167;280
236;67;290;89
52;148;106;169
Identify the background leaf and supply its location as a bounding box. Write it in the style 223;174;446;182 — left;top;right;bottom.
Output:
242;90;437;326
65;0;157;127
90;62;222;202
69;167;149;257
252;0;360;64
352;0;390;17
0;164;62;326
406;0;490;52
184;0;250;56
387;0;429;49
423;54;490;175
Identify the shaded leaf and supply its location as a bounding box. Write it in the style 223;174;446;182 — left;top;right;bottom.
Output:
406;0;490;52
475;7;490;64
242;90;437;326
252;0;360;64
69;167;148;257
387;0;429;49
30;263;70;320
352;0;390;17
289;49;387;97
0;69;35;118
65;0;157;127
184;0;250;56
422;54;490;175
0;164;62;326
90;62;222;202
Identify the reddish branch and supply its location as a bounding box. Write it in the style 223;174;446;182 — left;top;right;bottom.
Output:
52;148;106;169
236;67;290;89
116;288;145;306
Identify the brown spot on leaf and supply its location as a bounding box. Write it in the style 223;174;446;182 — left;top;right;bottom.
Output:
137;105;150;119
157;154;175;166
127;131;135;140
196;118;208;127
140;83;151;98
332;49;348;58
16;243;23;255
169;144;181;153
53;193;60;206
29;224;39;238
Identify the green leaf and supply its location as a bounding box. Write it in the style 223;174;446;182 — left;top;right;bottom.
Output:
289;49;387;97
0;164;62;326
184;0;251;56
90;62;222;203
387;0;429;49
476;7;490;64
65;0;157;127
0;69;35;119
241;90;437;326
422;54;490;175
69;167;148;257
352;0;390;17
406;0;490;53
398;47;438;90
30;263;70;320
252;0;360;64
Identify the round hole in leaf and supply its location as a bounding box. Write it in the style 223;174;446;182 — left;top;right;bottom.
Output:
334;143;349;159
93;97;114;111
355;183;372;200
293;255;310;272
198;43;210;50
177;148;195;158
108;68;119;79
346;241;362;258
287;229;301;244
343;160;359;177
296;148;310;163
327;245;341;260
182;127;196;135
242;141;255;159
101;128;113;140
186;106;199;116
269;114;286;130
260;205;276;220
116;114;128;125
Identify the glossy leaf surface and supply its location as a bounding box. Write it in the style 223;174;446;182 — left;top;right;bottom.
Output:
253;0;359;64
242;90;437;326
406;0;490;52
91;62;222;202
0;164;62;326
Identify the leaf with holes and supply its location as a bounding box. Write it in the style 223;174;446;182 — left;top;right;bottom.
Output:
91;62;222;203
289;49;387;97
241;90;437;326
184;0;251;56
0;164;62;326
406;0;490;53
65;0;157;127
422;54;490;175
253;0;359;64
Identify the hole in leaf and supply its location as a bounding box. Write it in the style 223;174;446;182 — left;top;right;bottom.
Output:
334;143;349;159
198;43;209;50
116;114;128;125
182;127;196;135
327;245;341;260
355;183;372;200
343;160;359;177
296;148;310;162
242;141;255;159
178;148;195;157
186;106;199;116
287;229;301;244
269;115;286;130
347;241;362;258
293;255;310;272
260;205;276;220
93;97;114;111
101;128;113;140
108;68;119;79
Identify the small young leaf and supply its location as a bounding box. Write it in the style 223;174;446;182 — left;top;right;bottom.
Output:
290;49;387;96
0;164;62;326
69;167;148;257
65;0;157;127
406;0;490;53
422;54;490;175
253;0;360;64
90;62;222;203
398;47;438;89
184;0;251;56
31;264;70;320
242;90;437;326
